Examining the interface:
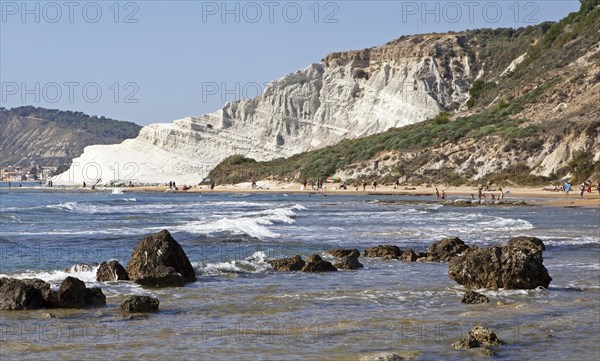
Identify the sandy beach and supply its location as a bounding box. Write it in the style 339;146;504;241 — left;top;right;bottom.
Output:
119;182;600;208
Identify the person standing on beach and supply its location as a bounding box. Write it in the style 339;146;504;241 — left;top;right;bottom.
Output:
435;188;440;198
395;180;400;189
564;181;571;194
478;187;483;203
83;181;86;188
441;190;446;199
499;187;504;200
580;183;585;199
372;180;378;190
362;180;367;191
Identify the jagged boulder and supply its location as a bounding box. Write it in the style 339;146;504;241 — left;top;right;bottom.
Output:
326;249;360;258
50;277;106;308
421;237;468;262
121;295;159;312
449;239;552;289
301;255;337;272
268;255;305;271
0;278;49;310
96;260;129;282
363;245;401;259
334;255;364;270
126;230;196;287
461;290;489;304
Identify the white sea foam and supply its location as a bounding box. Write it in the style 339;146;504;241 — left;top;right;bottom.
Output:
0;264;100;288
194;251;271;275
111;189;124;194
171;204;306;238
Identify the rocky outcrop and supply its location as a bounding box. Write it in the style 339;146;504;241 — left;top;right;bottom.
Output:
420;237;469;262
448;238;552;289
126;230;196;287
334;255;364;270
326;249;360;258
0;277;105;310
301;255;337;272
363;245;401;259
120;296;159;312
96;261;129;282
268;255;306;271
461;290;489;304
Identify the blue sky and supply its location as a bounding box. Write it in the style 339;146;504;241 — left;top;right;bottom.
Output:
0;0;580;125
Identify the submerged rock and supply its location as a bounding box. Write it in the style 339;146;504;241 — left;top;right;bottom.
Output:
334;255;364;270
449;238;552;289
97;260;129;282
126;230;196;287
326;249;360;258
358;353;404;360
363;245;401;259
121;295;159;312
301;255;337;272
461;290;489;304
452;325;503;351
421;237;469;262
268;255;305;271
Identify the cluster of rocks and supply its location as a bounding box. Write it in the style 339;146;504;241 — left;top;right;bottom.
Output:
443;199;528;207
267;250;364;272
0;229;195;312
0;276;105;310
361;237;469;263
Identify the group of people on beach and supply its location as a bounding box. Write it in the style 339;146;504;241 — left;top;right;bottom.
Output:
546;179;600;199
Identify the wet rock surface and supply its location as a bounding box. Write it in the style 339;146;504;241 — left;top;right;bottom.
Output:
268;255;306;271
302;254;337;272
121;295;159;312
461;290;490;304
363;245;401;259
97;260;130;282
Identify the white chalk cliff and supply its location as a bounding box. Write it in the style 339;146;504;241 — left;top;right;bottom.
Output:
55;34;476;185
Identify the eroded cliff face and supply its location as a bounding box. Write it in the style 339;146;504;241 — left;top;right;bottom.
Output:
54;33;477;185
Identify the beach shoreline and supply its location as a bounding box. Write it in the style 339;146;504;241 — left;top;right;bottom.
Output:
4;182;597;208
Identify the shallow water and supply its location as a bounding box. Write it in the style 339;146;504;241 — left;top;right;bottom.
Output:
1;189;599;360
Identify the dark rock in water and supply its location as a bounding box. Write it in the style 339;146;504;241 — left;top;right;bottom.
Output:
334;255;364;270
131;265;187;287
126;230;196;287
326;249;360;258
0;278;48;310
449;239;552;289
302;254;337;272
51;277;106;308
121;295;159;312
97;260;129;282
422;237;469;262
507;236;545;252
452;325;504;350
268;255;305;271
400;249;418;262
461;290;489;304
362;245;401;259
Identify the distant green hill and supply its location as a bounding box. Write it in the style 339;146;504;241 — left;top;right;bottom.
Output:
0;106;141;167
